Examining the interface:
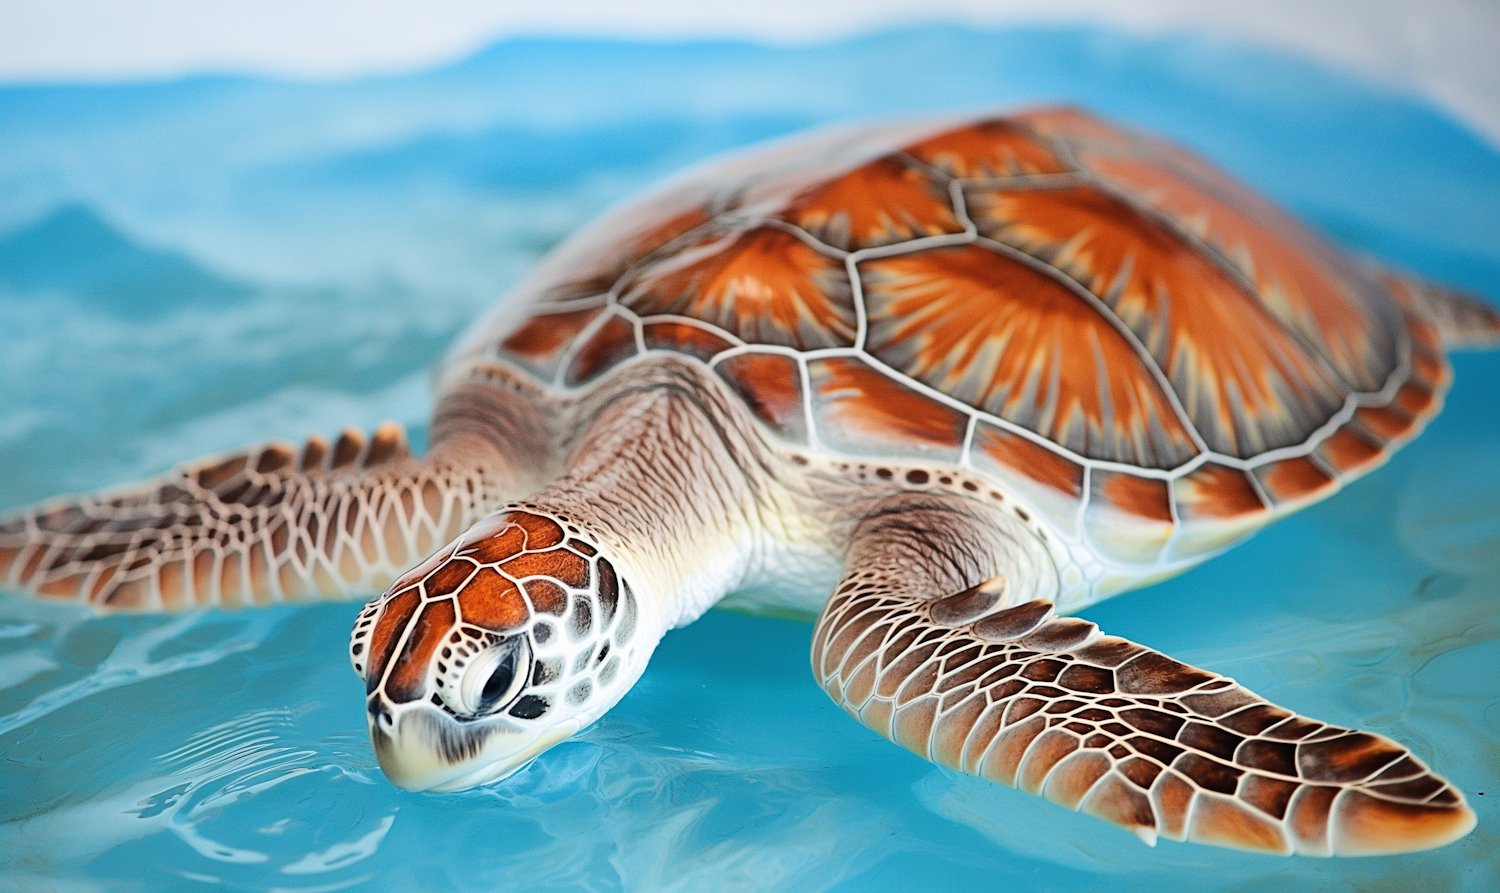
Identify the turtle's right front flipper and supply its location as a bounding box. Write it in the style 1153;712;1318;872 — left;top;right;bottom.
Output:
811;493;1476;856
0;424;512;611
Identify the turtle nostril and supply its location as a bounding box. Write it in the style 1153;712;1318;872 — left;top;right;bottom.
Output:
367;698;396;729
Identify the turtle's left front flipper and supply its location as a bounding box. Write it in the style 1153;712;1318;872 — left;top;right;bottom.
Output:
812;496;1476;856
0;424;511;611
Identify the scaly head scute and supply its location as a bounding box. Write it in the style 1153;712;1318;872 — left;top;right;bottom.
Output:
350;506;646;791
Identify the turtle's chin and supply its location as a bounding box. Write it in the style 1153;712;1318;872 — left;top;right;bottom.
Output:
369;701;581;792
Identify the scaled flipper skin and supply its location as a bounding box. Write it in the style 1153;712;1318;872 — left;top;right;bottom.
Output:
1383;271;1500;350
811;493;1477;856
0;423;510;610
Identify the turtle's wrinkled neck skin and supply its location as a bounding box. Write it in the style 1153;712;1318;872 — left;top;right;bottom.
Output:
530;359;800;630
355;357;906;790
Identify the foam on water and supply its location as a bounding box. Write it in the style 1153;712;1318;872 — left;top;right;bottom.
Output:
1;25;1497;892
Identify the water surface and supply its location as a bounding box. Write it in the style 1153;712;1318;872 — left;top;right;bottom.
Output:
2;25;1498;892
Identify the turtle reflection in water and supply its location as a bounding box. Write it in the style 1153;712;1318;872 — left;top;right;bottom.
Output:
5;107;1496;857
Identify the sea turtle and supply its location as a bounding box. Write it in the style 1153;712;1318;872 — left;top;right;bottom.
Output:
3;107;1495;857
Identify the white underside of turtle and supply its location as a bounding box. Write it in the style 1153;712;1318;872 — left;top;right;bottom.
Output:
4;106;1498;858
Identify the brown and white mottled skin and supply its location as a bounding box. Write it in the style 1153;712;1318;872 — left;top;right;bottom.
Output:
3;108;1497;857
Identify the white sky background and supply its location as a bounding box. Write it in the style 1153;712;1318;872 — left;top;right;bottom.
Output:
2;0;1497;146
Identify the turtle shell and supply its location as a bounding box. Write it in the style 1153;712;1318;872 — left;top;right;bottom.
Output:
453;107;1449;580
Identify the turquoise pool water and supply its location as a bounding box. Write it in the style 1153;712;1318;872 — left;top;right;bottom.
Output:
1;25;1498;892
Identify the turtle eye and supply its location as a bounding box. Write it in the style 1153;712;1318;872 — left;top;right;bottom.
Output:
456;637;529;716
481;652;517;707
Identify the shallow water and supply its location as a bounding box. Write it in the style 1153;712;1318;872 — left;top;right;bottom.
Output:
1;25;1498;893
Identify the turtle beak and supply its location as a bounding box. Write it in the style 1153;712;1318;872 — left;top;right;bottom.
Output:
366;695;579;792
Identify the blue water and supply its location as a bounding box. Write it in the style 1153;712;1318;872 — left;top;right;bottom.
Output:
2;25;1498;892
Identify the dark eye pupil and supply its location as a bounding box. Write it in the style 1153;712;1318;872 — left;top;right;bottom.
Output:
480;650;516;708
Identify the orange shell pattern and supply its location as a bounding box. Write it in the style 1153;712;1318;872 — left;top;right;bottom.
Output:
462;108;1447;579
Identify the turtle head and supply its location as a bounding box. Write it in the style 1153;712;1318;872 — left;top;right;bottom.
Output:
348;508;649;792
